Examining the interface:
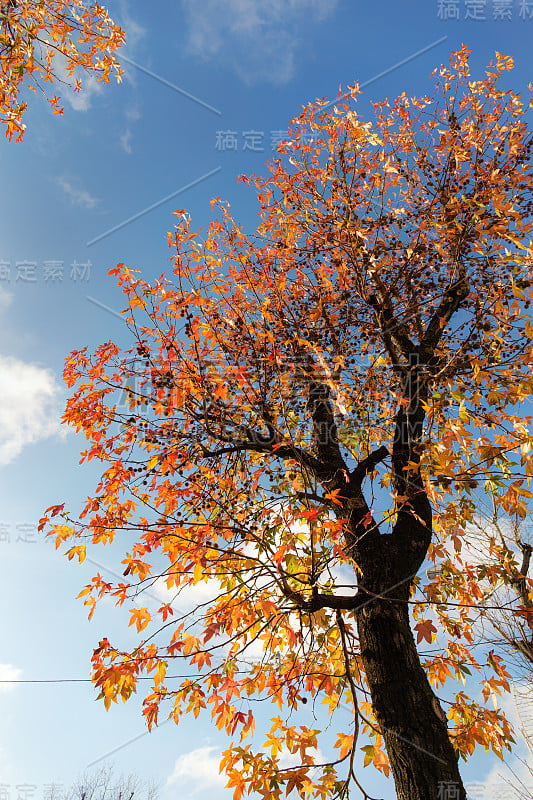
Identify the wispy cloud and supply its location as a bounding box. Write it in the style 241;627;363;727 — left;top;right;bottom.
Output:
126;106;141;123
116;1;147;89
52;54;104;112
119;107;141;155
120;128;133;154
51;1;145;111
0;286;13;313
181;0;338;85
118;0;147;50
0;356;65;466
57;176;99;210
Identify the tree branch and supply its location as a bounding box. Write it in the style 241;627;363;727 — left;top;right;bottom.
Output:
306;376;348;479
350;446;389;485
199;436;320;473
418;265;470;364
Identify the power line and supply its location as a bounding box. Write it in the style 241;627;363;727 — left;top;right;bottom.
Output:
0;639;513;684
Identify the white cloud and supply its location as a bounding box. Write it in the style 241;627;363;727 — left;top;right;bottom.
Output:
118;0;147;51
50;3;144;109
65;74;103;112
0;356;65;466
166;744;325;800
181;0;338;84
120;107;141;156
152;575;221;611
57;176;99;210
126;106;141;122
166;746;225;792
458;681;533;798
115;2;146;88
0;286;13;313
120;128;133;154
0;663;22;691
480;753;533;798
52;54;104;112
278;745;324;770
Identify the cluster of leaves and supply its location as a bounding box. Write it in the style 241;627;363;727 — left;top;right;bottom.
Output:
41;48;533;799
0;0;124;140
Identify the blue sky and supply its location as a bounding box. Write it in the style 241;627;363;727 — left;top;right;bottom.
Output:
1;1;533;798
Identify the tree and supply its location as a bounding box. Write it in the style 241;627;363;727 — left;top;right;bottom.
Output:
41;48;533;800
445;499;533;677
45;764;157;800
0;0;124;141
429;500;533;795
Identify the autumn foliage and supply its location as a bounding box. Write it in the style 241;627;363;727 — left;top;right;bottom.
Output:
41;49;533;799
0;0;124;140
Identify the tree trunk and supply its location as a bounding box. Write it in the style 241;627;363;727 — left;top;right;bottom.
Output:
356;593;466;800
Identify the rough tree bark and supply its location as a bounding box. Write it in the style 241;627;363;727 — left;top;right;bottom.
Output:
356;591;464;799
300;272;472;798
